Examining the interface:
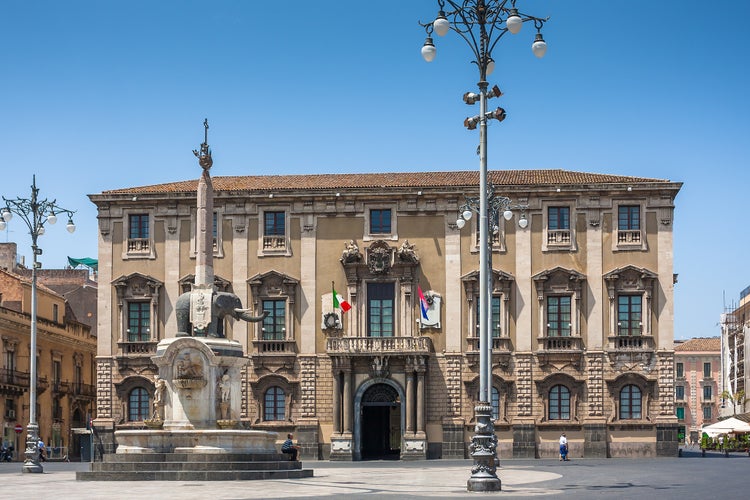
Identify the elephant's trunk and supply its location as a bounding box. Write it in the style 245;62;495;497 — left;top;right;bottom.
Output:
234;308;269;323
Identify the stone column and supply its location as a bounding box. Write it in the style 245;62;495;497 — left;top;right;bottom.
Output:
406;370;415;435
332;368;341;435
343;368;353;435
416;364;426;434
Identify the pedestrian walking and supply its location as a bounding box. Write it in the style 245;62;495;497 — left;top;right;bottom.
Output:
559;432;569;461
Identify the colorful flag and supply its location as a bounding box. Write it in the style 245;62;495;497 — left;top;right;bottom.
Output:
418;285;429;320
332;283;352;313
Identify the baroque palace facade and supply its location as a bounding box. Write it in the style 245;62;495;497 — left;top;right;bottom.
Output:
89;169;681;459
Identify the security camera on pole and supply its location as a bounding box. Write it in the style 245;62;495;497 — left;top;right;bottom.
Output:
419;1;548;492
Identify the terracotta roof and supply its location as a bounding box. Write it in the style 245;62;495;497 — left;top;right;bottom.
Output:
675;337;721;352
100;169;678;195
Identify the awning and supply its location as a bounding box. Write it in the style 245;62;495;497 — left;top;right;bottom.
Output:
68;257;98;271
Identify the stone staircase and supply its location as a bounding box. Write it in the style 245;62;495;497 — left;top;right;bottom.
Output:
76;452;313;481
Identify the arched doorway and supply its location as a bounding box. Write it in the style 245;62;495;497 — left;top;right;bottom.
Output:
360;383;401;460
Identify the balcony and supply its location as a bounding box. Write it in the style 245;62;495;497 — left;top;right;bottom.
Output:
51;380;72;395
262;235;287;251
118;341;159;356
608;335;655;351
617;229;641;245
252;339;297;355
72;382;96;399
326;336;432;356
538;336;583;351
466;336;512;352
0;368;30;395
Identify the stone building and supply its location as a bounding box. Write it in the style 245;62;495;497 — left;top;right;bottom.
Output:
89;169;681;459
0;244;97;460
673;337;721;444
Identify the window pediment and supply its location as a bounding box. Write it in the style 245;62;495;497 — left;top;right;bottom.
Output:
113;273;163;299
248;270;300;301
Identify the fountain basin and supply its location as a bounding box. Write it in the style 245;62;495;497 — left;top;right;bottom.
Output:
115;429;279;454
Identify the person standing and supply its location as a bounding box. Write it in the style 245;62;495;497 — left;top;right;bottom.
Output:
559;432;568;461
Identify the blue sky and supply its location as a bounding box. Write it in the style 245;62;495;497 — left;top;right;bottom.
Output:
1;0;748;340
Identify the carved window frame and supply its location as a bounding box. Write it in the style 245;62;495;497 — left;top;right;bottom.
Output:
250;374;296;424
604;266;657;339
607;373;651;423
470;212;507;253
542;201;577;252
536;374;583;423
113;273;163;344
612;200;648;252
533;267;585;342
257;206;291;257
462;269;514;344
248;271;299;342
122;210;156;260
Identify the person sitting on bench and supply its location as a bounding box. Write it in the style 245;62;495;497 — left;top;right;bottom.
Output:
281;433;300;461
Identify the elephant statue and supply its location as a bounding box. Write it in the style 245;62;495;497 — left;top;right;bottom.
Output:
175;290;268;338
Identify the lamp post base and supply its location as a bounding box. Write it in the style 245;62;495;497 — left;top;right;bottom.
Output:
22;423;43;474
467;402;500;492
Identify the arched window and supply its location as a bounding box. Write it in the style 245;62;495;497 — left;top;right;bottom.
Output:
619;385;642;419
264;386;285;421
128;387;149;421
491;386;500;420
549;385;570;420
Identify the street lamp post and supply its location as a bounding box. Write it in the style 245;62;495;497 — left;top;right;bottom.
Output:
420;0;548;492
1;176;76;473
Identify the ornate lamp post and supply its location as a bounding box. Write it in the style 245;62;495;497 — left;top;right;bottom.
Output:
420;0;548;491
1;176;76;473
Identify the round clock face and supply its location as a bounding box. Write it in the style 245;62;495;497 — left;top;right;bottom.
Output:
325;313;338;328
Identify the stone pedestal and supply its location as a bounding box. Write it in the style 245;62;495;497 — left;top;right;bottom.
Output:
402;432;427;460
329;434;353;461
656;423;679;457
441;419;466;459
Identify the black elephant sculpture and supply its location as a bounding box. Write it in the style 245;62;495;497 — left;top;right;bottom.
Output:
175;290;268;338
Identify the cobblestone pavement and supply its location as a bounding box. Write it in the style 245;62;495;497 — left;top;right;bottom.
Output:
0;449;747;500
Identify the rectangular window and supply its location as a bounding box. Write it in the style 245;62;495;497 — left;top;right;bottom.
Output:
617;295;642;336
262;211;286;250
370;209;392;234
618;205;640;230
703;362;711;378
676;386;684;400
676;407;685;420
129;214;149;239
703;385;712;401
703;406;712;420
547;296;571;337
53;304;59;323
676;362;684;378
548;206;570;230
475;296;501;338
52;360;61;385
368;282;394;338
127;302;150;342
261;299;286;340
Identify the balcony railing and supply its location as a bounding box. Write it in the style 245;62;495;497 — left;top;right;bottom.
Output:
547;229;571;246
118;341;158;355
539;336;583;351
253;339;297;354
617;229;641;244
126;238;151;254
72;382;96;398
262;235;287;251
466;336;512;352
608;335;655;351
0;368;30;387
326;336;432;355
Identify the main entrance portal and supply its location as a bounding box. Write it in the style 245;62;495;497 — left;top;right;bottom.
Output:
360;383;401;460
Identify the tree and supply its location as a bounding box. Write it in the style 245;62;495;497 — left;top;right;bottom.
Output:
720;389;746;416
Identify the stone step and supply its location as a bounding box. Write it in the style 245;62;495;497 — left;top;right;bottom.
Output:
91;460;302;472
102;452;286;463
76;468;314;481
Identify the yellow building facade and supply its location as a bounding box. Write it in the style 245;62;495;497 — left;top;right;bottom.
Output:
90;169;682;459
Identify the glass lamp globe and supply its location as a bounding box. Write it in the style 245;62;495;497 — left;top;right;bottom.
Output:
421;37;436;62
434;12;450;36
0;219;5;231
456;218;466;229
486;59;495;76
462;209;473;221
503;209;513;221
47;213;57;225
1;209;12;222
66;220;76;233
518;216;529;229
506;9;522;35
37;226;46;236
532;34;547;58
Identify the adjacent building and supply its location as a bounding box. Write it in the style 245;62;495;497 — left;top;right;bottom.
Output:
89;168;682;459
673;337;721;444
0;243;97;460
719;288;750;418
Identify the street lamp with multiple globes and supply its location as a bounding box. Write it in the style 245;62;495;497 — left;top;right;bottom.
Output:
1;176;76;473
420;0;548;492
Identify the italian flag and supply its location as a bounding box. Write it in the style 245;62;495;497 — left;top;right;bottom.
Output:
332;283;352;313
